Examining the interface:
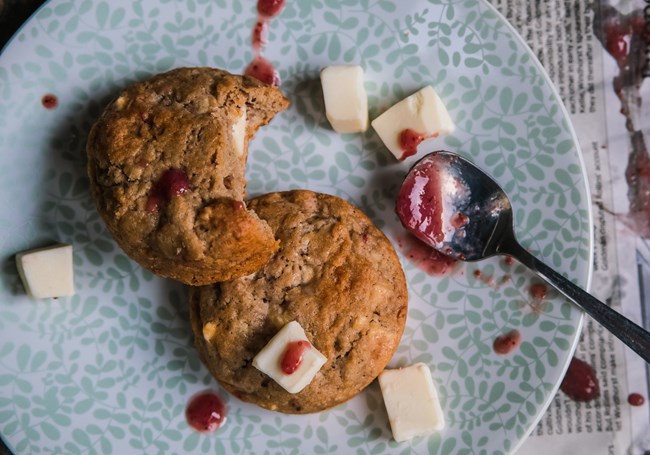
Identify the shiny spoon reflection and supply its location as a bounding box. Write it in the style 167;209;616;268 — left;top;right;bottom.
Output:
396;151;650;364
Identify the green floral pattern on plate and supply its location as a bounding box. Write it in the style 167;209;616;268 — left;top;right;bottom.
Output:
0;0;591;453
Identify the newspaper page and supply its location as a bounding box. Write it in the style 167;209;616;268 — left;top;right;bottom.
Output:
488;0;650;453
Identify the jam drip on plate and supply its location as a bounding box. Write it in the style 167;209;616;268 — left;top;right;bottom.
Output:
244;0;286;85
185;390;227;433
395;233;459;276
493;330;521;355
41;94;58;109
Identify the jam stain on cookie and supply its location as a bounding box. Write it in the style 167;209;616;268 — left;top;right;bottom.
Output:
146;168;192;212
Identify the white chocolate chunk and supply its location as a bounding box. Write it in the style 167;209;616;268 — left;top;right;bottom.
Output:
371;86;454;160
378;363;445;442
15;244;75;299
114;95;127;110
232;105;247;156
202;322;217;341
320;65;368;133
252;320;327;394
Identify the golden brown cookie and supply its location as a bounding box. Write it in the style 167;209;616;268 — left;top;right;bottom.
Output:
87;67;289;285
189;190;408;413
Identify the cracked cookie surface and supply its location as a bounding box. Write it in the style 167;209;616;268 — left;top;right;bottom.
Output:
87;67;289;285
189;190;408;413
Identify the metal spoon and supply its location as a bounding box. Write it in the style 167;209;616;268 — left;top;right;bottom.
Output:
396;150;650;363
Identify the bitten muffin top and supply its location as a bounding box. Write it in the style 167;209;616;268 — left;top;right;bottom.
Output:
87;67;289;285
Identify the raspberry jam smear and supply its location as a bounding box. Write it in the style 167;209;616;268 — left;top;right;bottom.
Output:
560;357;600;402
395;233;459;276
593;5;650;237
185;390;227;433
146;168;192;212
281;340;311;374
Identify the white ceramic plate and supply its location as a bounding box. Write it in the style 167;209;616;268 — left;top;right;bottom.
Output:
0;0;591;453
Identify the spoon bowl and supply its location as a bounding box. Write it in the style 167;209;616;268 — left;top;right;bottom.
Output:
396;151;513;261
396;151;650;364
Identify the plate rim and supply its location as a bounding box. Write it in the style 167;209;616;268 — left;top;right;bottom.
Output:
479;0;592;452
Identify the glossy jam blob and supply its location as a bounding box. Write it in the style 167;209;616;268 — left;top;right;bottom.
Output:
185;391;227;433
257;0;285;17
41;94;58;109
493;330;521;355
280;340;311;374
627;393;645;406
396;155;446;247
560;357;600;402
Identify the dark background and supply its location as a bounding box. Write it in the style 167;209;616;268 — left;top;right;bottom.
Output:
0;0;46;48
0;0;32;442
0;1;47;453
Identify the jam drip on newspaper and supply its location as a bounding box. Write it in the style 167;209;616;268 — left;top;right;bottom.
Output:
560;357;600;402
593;1;650;237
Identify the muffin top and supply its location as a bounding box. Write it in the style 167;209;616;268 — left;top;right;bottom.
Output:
190;190;408;413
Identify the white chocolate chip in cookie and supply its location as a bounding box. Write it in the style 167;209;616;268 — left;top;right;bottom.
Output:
202;322;217;341
114;95;127;110
231;105;247;157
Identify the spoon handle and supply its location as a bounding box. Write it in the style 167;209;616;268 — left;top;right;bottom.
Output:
504;242;650;364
